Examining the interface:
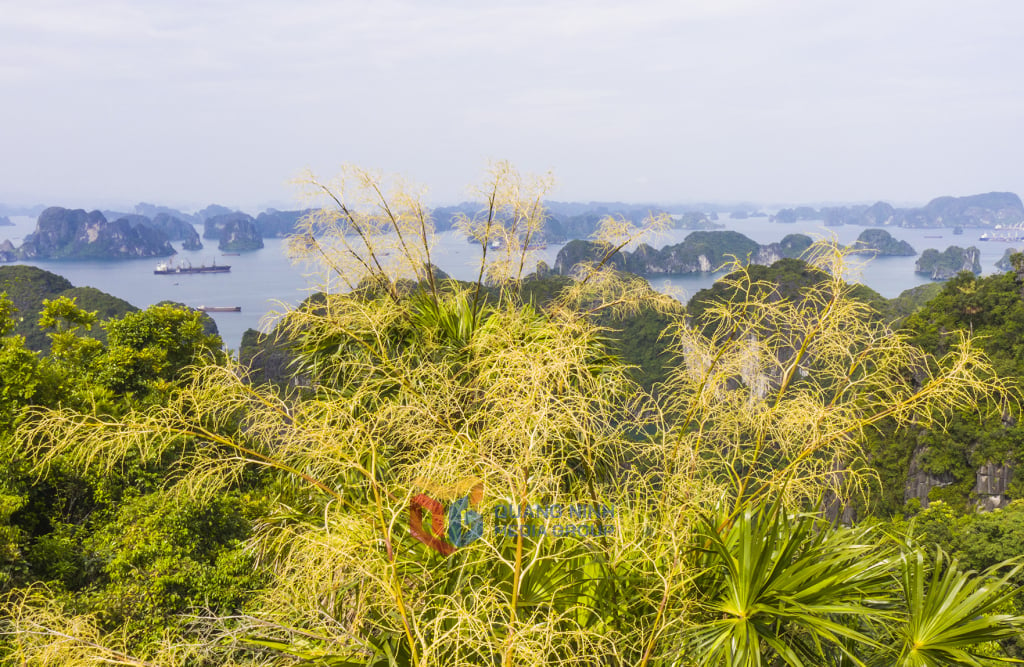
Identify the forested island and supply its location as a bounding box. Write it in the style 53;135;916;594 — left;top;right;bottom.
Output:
2;166;1024;665
850;228;916;255
915;245;983;280
553;231;813;276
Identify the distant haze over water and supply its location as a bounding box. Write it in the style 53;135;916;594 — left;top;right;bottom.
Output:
1;215;1013;350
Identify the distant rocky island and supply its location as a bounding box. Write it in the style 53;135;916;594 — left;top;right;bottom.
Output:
0;202;321;261
553;231;813;277
996;247;1022;272
914;246;982;280
256;208;315;237
204;212;264;251
849;229;916;256
772;192;1023;229
103;212;203;251
0;206;218;262
6;207;177;261
104;203;310;240
0;215;12;227
152;213;203;250
729;209;767;219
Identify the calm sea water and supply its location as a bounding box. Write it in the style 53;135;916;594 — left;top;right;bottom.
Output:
0;215;1015;350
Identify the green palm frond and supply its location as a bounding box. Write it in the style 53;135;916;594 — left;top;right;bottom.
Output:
685;500;894;666
887;549;1023;667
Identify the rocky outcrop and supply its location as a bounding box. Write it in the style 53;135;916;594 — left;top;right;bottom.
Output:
106;213;202;251
974;462;1013;512
17;207;175;260
850;229;916;256
996;247;1021;272
772;206;817;223
674;211;723;230
862;202;897;227
632;231;760;275
256;209;314;238
756;234;813;264
197;204;236;223
914;246;982;280
204;212;254;240
0;239;15;262
150;213;201;247
904;453;1015;513
218;217;264;252
133;203;198;224
205;212;264;250
181;234;203;251
554;240;625;276
0;215;12;227
904;448;956;508
555;231;812;278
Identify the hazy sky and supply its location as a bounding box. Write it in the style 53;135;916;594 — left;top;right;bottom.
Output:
2;0;1022;211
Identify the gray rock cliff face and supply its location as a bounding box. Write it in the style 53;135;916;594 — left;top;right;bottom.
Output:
17;207;175;260
903;448;1015;513
904;447;956;508
974;462;1013;512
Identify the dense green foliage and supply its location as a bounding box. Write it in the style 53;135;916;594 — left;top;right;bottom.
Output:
859;270;1024;515
0;266;137;351
687;257;893;332
0;290;257;660
889;282;944;320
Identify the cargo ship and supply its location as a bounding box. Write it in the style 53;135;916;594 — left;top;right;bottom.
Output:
978;232;1023;242
198;306;241;312
154;259;230;275
979;224;1024;243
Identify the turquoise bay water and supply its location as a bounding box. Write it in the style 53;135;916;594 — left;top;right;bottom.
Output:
1;215;1014;350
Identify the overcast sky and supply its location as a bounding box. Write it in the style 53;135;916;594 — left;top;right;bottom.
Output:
1;0;1022;211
